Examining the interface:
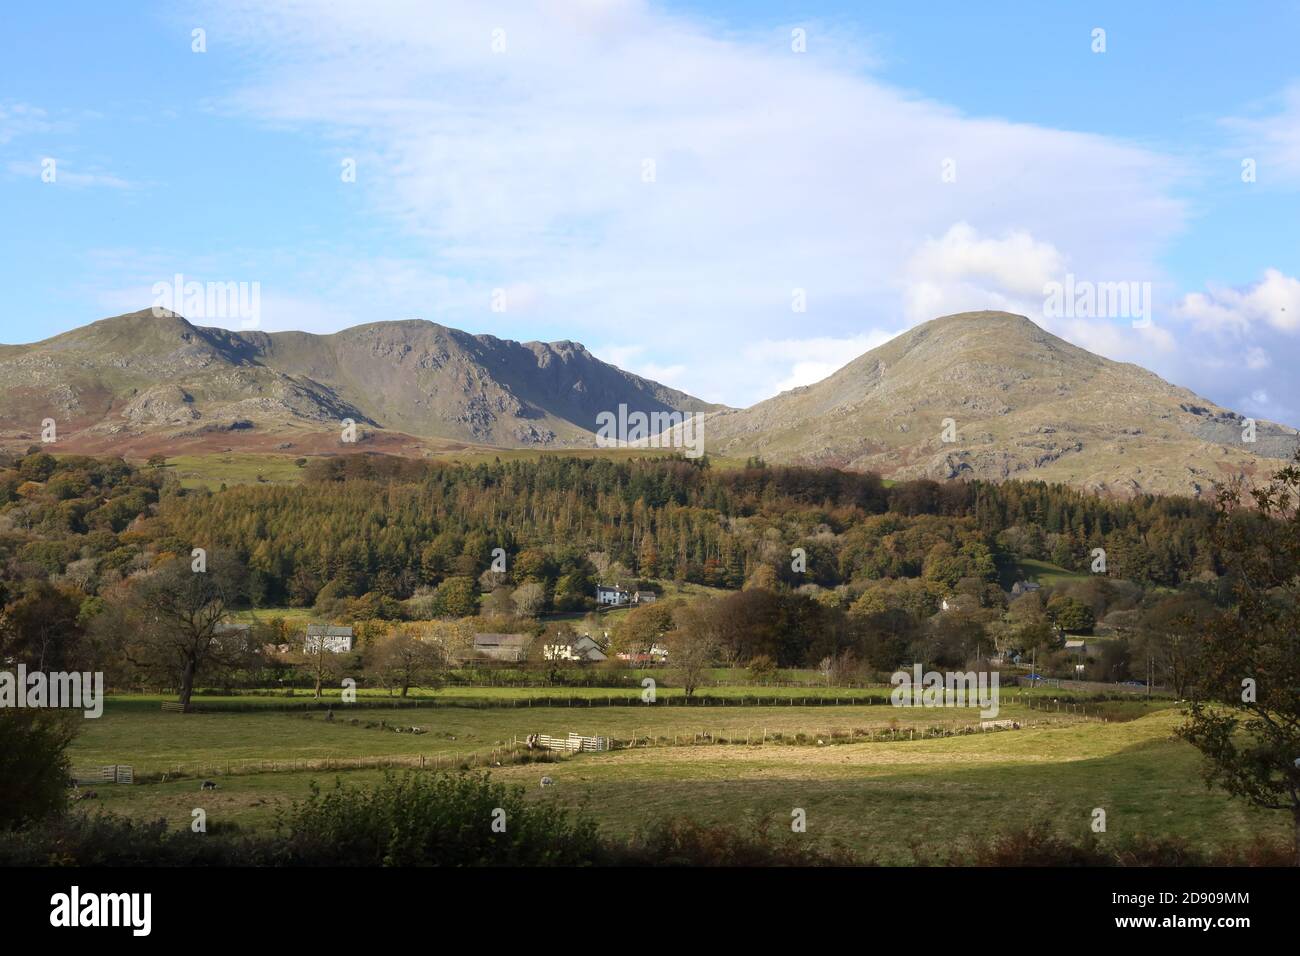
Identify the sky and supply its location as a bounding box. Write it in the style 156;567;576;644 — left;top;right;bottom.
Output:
2;1;1299;424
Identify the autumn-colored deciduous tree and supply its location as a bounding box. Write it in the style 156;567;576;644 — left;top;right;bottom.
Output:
611;600;676;656
0;580;86;671
1137;593;1215;698
1045;594;1095;634
1181;454;1300;864
667;602;719;699
114;552;255;712
511;581;547;618
366;623;448;697
433;576;479;618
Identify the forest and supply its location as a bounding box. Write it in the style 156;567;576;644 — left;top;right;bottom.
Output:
0;448;1256;698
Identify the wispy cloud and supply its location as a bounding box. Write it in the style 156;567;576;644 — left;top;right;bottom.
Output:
1222;83;1300;185
5;158;131;189
0;102;57;144
192;0;1190;407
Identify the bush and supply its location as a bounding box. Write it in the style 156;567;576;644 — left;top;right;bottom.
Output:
3;795;1287;868
747;655;777;684
944;821;1293;866
0;709;78;829
0;813;253;866
270;770;604;865
618;814;859;866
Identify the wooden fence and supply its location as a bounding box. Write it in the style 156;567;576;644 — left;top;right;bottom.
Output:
533;733;611;753
71;764;133;784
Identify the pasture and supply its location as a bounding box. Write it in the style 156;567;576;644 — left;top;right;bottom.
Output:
75;692;1080;774
1010;558;1091;587
61;687;1287;863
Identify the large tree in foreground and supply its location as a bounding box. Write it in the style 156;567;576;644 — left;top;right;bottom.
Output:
1180;452;1300;864
117;552;254;713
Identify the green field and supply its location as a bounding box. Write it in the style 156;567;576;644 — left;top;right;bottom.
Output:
161;454;308;490
76;693;1078;773
120;680;1138;709
490;710;1283;862
1013;558;1092;587
61;688;1285;863
229;606;319;627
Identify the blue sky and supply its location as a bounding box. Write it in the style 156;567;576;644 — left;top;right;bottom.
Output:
2;1;1299;424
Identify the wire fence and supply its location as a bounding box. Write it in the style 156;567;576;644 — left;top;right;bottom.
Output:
170;690;1126;714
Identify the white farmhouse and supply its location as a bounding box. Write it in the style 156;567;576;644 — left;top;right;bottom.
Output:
596;584;630;606
543;633;609;663
304;624;354;653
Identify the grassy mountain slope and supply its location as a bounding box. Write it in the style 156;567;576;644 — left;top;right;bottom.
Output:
0;310;723;455
701;311;1297;497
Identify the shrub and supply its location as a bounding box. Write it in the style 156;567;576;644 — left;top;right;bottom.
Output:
0;709;78;829
619;813;860;866
270;770;604;866
945;821;1293;866
0;812;253;866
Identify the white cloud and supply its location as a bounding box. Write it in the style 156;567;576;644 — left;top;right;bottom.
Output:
1223;83;1300;184
1245;347;1270;370
743;332;900;393
1174;269;1300;335
901;222;1069;327
906;222;1065;300
589;341;689;391
196;0;1187;407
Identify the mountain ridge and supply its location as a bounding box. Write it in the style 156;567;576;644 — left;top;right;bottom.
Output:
0;309;724;454
1;308;1294;497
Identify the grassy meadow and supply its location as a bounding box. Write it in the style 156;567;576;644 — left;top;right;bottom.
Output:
1010;557;1092;587
161;453;309;490
61;687;1285;863
74;692;1078;774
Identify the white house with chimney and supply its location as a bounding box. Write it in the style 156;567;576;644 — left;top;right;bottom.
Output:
596;584;630;606
596;585;658;607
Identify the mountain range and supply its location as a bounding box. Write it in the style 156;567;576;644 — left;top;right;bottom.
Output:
1;308;1294;497
0;309;721;457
